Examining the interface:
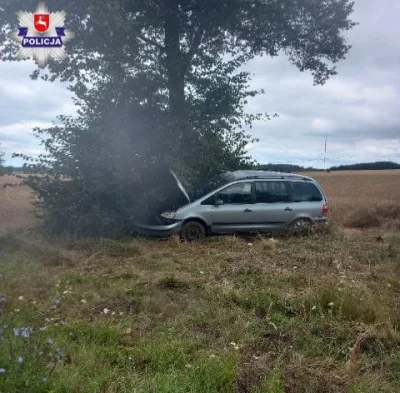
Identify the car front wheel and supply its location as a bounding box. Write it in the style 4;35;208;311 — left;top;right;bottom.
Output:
180;220;206;241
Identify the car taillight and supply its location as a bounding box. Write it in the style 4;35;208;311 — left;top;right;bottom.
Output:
322;203;328;215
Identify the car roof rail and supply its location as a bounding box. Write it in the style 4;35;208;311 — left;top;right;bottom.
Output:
221;170;315;182
238;175;312;181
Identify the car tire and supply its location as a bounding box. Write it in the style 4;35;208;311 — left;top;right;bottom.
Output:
288;218;313;235
180;220;206;241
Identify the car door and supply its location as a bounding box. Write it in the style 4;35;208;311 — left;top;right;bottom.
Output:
250;181;297;230
210;182;256;233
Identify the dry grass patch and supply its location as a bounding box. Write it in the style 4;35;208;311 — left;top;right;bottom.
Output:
345;204;400;230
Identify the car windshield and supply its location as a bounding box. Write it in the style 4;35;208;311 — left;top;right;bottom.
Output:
189;174;231;201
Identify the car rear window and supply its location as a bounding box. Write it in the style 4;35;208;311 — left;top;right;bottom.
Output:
255;181;290;203
291;182;323;202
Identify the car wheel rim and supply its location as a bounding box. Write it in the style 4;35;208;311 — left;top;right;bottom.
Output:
296;220;309;228
186;226;201;240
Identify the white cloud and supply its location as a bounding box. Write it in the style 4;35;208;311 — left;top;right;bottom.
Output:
311;118;335;133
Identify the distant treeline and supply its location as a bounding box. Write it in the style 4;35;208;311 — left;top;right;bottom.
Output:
0;165;37;174
255;161;400;172
2;161;399;176
328;161;400;171
254;164;319;172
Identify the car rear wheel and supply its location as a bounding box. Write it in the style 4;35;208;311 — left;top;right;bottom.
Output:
288;218;313;235
180;220;206;241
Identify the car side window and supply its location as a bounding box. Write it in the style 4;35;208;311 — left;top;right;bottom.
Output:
255;181;290;203
217;182;253;204
291;182;323;202
201;195;215;205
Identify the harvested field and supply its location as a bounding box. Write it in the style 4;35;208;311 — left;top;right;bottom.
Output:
304;170;400;229
0;175;37;236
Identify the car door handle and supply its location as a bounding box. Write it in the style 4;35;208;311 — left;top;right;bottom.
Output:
244;208;252;213
284;207;293;211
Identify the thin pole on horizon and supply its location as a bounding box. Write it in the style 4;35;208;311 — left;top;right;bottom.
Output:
324;134;327;171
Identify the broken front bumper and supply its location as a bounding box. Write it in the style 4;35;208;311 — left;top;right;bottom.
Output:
131;220;183;237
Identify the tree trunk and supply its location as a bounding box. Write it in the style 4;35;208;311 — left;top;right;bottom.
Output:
164;0;187;146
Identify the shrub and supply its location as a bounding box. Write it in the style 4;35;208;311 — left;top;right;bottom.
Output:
345;205;400;230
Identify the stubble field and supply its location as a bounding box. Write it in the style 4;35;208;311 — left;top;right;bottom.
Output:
307;170;400;229
0;170;399;392
0;175;36;237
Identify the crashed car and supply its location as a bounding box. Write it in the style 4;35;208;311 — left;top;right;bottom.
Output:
134;170;328;241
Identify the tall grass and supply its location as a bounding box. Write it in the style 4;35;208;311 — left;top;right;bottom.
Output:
1;228;400;392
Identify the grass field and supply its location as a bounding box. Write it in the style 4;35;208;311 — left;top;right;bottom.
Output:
0;171;400;392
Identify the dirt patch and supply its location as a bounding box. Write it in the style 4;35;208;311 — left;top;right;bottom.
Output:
285;355;348;393
157;276;191;291
236;352;276;393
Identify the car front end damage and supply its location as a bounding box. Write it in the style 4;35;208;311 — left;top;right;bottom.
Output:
132;219;183;237
130;170;191;237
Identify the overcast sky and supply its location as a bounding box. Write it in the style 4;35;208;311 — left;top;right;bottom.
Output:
1;0;399;168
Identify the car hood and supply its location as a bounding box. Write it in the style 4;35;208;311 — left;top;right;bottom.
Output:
170;170;190;204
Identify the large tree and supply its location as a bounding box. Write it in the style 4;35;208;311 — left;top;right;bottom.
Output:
1;0;356;235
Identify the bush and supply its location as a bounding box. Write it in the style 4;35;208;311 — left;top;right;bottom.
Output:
345;205;400;230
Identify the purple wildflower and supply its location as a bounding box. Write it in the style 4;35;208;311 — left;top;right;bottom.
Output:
13;328;20;337
0;336;4;342
55;299;61;304
0;308;2;314
18;356;24;364
48;338;54;345
21;327;33;338
0;294;6;303
0;368;5;374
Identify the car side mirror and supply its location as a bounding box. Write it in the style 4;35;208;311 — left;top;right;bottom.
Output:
215;199;224;206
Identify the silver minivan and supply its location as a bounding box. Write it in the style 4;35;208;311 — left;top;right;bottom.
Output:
136;171;328;240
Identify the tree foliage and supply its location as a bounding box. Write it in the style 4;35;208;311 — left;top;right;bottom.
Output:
255;163;318;172
0;0;356;236
330;161;400;171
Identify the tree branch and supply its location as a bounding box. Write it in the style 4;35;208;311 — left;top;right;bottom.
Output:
186;26;204;63
138;34;164;51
